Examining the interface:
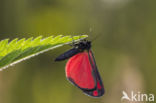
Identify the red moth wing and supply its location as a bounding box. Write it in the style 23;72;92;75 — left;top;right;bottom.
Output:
82;50;104;97
65;52;96;90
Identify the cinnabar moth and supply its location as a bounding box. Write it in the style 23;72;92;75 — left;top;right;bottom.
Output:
55;39;104;97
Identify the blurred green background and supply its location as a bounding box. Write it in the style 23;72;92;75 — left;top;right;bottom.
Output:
0;0;156;103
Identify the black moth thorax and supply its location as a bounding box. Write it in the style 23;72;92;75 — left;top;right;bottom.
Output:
74;41;91;52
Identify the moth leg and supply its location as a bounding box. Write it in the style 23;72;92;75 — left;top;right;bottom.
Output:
68;36;76;47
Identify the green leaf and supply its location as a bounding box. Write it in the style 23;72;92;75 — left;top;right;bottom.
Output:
0;35;88;71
